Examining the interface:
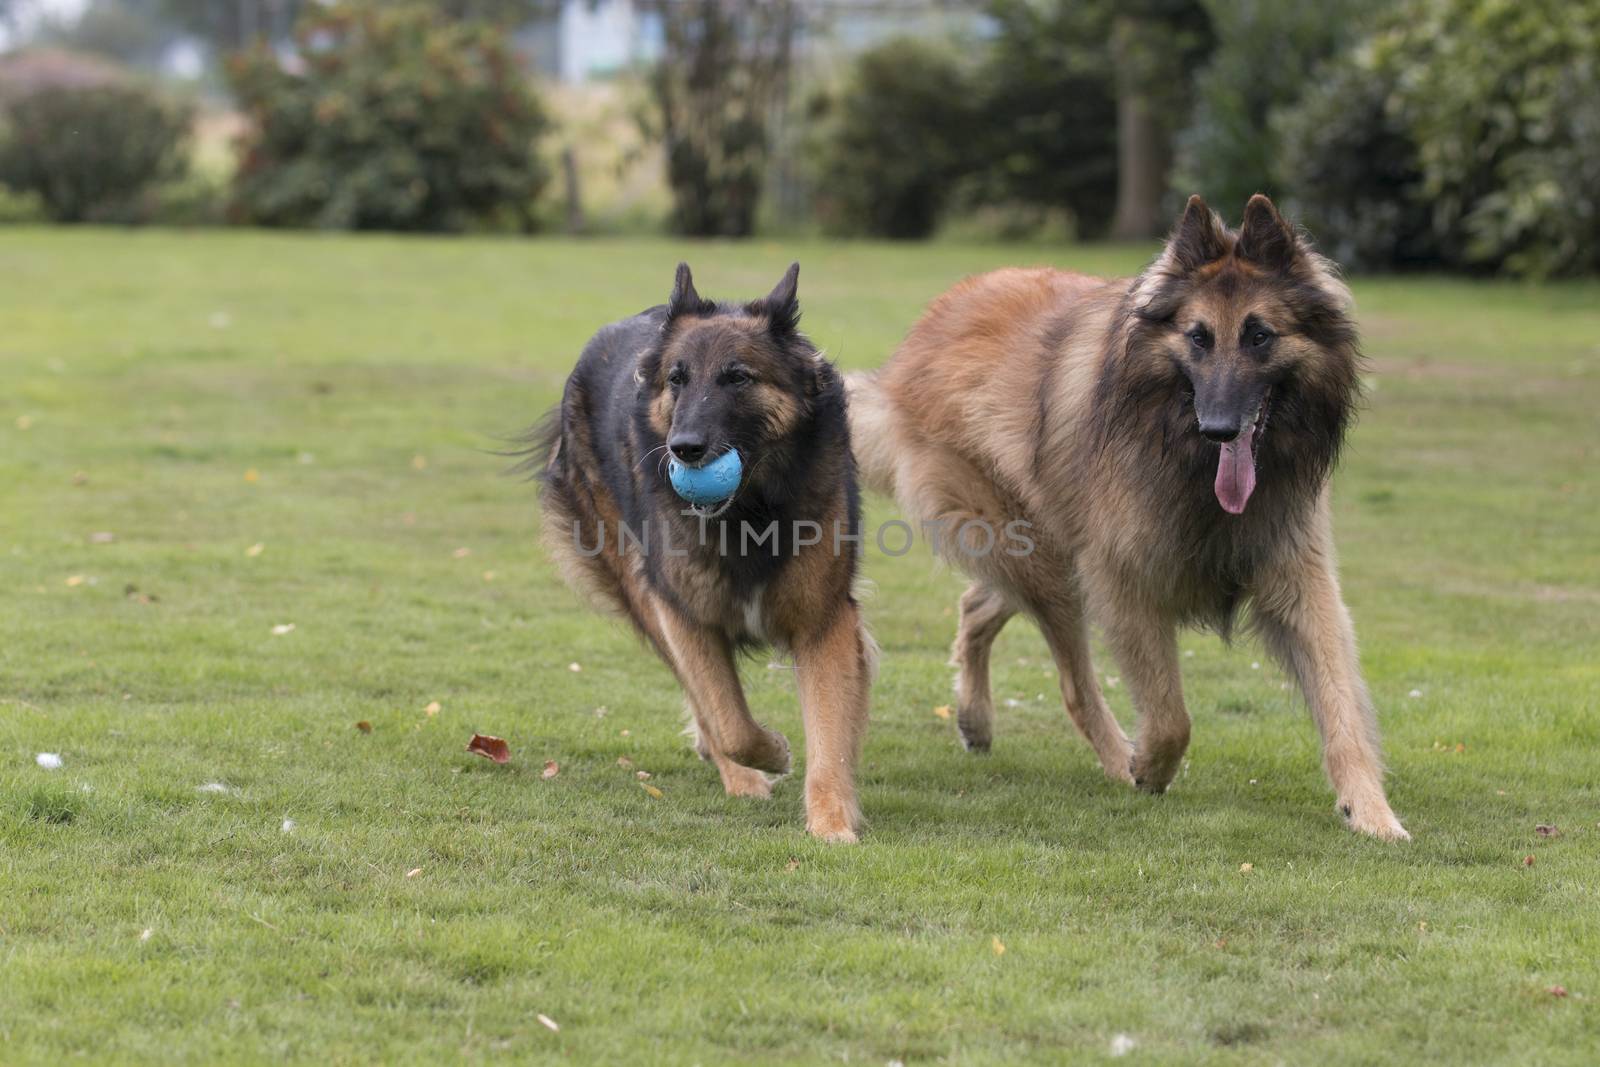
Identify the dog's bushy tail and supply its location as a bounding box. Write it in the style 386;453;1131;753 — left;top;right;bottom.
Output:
501;405;563;483
844;371;897;497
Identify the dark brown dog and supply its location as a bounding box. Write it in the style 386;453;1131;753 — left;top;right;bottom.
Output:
533;263;872;841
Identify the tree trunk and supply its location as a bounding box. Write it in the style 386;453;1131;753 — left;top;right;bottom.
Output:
1109;16;1174;241
561;146;585;235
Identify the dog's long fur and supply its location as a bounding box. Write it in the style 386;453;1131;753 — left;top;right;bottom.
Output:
535;263;873;841
848;194;1407;840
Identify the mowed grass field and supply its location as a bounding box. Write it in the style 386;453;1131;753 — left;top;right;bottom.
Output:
2;228;1597;1065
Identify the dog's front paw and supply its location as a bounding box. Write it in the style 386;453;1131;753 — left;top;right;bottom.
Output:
805;811;859;844
956;707;992;753
1341;800;1410;841
1129;737;1186;793
805;784;861;843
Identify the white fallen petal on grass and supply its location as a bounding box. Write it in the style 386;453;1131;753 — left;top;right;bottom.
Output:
536;1014;560;1033
1408;688;1423;698
196;782;233;794
271;623;296;635
1110;1033;1137;1057
36;752;63;769
280;818;296;833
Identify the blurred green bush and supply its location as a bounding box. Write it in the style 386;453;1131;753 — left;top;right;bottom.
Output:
1279;0;1600;277
1173;0;1376;213
807;39;976;239
227;2;550;232
0;56;192;223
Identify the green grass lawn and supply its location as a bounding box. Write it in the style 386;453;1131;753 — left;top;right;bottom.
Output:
2;228;1597;1065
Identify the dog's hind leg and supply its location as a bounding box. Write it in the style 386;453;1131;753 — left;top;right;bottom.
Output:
1035;595;1137;785
683;700;774;798
653;600;792;777
951;582;1015;752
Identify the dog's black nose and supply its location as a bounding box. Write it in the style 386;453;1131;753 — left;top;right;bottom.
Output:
1199;419;1240;443
668;435;707;464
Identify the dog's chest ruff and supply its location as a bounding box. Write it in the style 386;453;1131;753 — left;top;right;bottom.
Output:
737;585;769;643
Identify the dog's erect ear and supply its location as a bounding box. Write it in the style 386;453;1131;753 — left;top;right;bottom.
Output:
1236;194;1298;272
667;262;703;320
759;262;801;336
1168;195;1229;274
806;350;836;397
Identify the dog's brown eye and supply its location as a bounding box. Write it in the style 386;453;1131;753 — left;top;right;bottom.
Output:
724;367;750;386
667;365;688;387
1251;329;1274;348
1187;327;1212;352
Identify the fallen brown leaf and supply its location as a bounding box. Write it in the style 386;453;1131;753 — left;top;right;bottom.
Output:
1523;855;1536;867
355;720;373;734
640;782;663;799
411;455;428;471
467;733;511;763
785;857;800;872
88;531;115;544
542;760;560;780
65;575;85;587
72;471;89;486
1535;824;1561;838
245;542;264;557
635;770;651;781
452;547;471;559
991;936;1006;957
244;468;260;483
424;700;441;716
616;756;634;769
1549;985;1568;998
933;705;952;720
1239;863;1254;873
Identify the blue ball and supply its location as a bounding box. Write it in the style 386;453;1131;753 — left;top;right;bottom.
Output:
667;448;743;506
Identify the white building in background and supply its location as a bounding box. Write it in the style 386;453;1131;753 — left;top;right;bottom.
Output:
527;0;981;85
0;0;88;50
557;0;662;84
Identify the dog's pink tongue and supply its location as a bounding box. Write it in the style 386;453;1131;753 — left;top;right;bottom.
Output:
1215;434;1256;515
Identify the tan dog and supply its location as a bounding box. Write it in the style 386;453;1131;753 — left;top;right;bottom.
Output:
849;195;1407;840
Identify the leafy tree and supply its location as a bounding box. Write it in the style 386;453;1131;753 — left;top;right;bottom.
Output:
1173;0;1379;213
974;0;1118;237
227;2;550;232
0;79;192;222
1280;0;1600;277
978;0;1210;239
639;0;799;238
808;38;976;238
